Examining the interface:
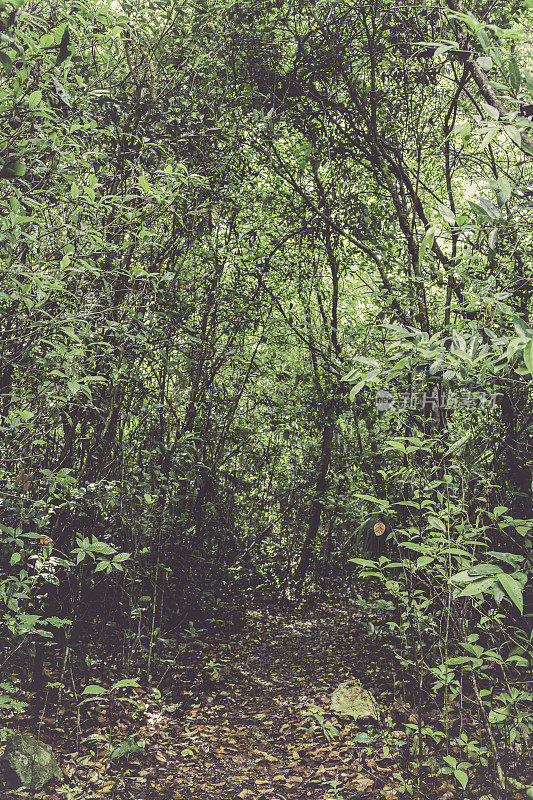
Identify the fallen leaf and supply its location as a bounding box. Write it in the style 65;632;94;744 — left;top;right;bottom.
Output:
352;776;374;791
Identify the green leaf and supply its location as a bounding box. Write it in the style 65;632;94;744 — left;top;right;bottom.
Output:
111;678;140;690
0;52;12;76
458;577;495;597
523;339;533;377
385;440;406;453
28;89;42;110
497;573;523;614
81;684;108;696
341;368;359;382
507;58;521;93
488;708;508;723
481;101;499;120
504;125;522;147
476;27;490;52
349;380;366;399
2;159;26;177
354;493;387;505
56;25;71;66
468;564;502;576
437;202;455;225
428;516;446;532
524;69;533;95
418;226;434;265
481;126;498;150
476;27;491;51
493;506;508;516
113;552;131;562
476;56;493;71
454;769;468;789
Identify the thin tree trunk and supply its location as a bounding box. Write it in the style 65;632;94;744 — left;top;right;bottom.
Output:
293;404;335;588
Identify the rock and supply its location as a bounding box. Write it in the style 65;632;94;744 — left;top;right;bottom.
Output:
0;733;62;791
331;680;379;721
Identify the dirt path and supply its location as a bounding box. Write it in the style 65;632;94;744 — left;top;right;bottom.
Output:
116;602;398;800
7;598;530;799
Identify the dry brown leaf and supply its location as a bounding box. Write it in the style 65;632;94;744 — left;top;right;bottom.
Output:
352;776;374;791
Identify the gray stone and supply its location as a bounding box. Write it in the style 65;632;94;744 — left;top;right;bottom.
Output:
0;733;62;791
331;680;379;721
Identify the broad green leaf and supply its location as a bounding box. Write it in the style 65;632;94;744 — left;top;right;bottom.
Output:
493;506;508;516
481;101;499;120
112;678;140;690
18;614;40;626
458;577;495;596
385;440;406;453
428;516;446;531
481;126;498;149
468;564;502;576
497;573;523;613
504;125;522;147
476;27;491;51
81;684;107;696
437;202;455;225
2;159;26;177
523;339;533;377
113;552;131;562
454;769;468;789
476;56;492;71
28;89;42;110
488;708;508;723
507;58;521;93
0;52;12;75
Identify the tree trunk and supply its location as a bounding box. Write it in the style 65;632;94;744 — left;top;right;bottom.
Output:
293;404;335;588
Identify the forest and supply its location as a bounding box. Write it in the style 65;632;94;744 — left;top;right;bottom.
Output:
0;0;531;797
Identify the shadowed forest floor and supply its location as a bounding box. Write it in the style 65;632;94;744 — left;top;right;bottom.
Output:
3;600;531;799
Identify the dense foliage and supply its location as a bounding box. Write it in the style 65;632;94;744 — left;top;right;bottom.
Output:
0;0;531;793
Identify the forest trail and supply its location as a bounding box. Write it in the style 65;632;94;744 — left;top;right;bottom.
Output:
6;599;530;799
95;601;401;800
15;599;400;800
